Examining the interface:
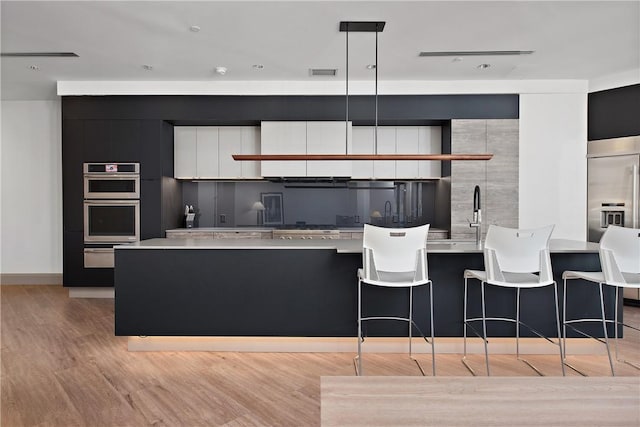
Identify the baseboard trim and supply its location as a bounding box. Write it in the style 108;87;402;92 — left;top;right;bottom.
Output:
128;336;604;354
1;273;62;285
68;287;114;298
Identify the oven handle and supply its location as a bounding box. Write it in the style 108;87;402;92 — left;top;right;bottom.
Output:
84;173;140;179
84;200;140;206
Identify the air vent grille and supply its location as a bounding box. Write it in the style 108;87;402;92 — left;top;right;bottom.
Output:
1;52;79;57
419;50;533;57
310;68;338;76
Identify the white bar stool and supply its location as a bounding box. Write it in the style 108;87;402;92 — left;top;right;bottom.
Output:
462;224;565;376
355;223;435;376
562;225;640;376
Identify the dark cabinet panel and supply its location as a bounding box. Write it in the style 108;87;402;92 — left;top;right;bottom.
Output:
110;120;141;162
83;120;111;161
62;120;84;231
83;119;142;162
588;84;640;140
140;120;162;179
63;231;114;287
141;179;161;239
161;120;174;177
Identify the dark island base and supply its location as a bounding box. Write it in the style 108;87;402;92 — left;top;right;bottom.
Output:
115;249;616;338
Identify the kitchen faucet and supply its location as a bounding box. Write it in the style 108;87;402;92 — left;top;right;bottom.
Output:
384;200;392;225
469;185;482;245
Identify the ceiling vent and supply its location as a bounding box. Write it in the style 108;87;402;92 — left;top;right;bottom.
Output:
0;52;78;58
419;50;533;57
310;68;338;76
1;52;79;57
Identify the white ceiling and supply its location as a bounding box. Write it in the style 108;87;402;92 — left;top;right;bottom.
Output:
1;1;639;100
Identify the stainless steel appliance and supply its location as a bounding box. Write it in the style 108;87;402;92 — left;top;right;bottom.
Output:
83;162;141;267
587;136;640;302
84;162;140;199
84;200;140;243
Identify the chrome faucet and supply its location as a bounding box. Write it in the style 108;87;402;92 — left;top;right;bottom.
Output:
384;200;392;225
469;185;482;245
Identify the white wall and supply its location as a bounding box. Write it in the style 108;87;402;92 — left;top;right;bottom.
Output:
1;100;62;274
519;93;588;240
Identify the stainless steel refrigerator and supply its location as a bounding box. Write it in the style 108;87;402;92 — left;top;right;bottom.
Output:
587;136;640;301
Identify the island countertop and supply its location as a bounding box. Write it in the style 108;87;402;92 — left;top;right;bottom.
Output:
116;238;598;254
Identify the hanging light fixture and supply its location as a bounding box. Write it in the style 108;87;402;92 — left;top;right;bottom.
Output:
233;21;493;162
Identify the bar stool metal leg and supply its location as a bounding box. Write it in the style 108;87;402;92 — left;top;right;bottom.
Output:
554;282;566;376
481;281;490;376
600;282;615;375
356;277;363;376
430;282;436;376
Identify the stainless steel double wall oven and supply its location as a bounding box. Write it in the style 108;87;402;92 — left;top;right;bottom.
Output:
83;163;140;268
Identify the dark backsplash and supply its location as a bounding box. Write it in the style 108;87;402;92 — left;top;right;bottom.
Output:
180;181;446;229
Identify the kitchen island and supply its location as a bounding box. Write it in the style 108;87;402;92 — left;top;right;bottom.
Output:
115;238;611;345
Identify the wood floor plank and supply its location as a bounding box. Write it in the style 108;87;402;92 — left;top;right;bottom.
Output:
321;376;640;427
1;285;639;427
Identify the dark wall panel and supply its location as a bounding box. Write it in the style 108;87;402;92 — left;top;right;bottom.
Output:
62;95;519;122
588;84;640;140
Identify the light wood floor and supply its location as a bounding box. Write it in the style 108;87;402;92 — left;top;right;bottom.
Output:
2;285;639;426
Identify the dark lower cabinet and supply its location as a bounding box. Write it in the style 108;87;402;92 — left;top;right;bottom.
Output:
63;231;114;286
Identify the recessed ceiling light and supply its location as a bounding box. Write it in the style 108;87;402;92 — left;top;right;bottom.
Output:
28;64;39;71
252;64;264;70
477;63;491;69
215;66;227;75
366;64;376;70
190;25;201;33
142;64;153;71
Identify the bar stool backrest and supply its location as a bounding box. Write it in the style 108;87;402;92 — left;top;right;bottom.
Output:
483;225;554;283
362;224;430;282
599;226;640;283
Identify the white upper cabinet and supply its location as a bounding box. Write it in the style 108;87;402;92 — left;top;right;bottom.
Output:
418;126;442;178
260;121;352;177
174;127;197;179
174;126;260;179
349;127;375;178
395;127;420;178
196;127;219;178
306;121;352;177
260;121;307;177
218;127;242;178
240;127;261;178
349;126;442;179
373;127;397;179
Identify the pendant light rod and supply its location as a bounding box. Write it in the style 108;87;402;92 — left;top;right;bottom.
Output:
345;28;349;155
340;21;385;156
375;29;378;155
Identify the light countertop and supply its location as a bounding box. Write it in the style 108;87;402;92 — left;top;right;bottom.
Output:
116;238;598;254
165;227;449;233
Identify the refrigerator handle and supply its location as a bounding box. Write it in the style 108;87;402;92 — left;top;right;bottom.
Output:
634;163;639;228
